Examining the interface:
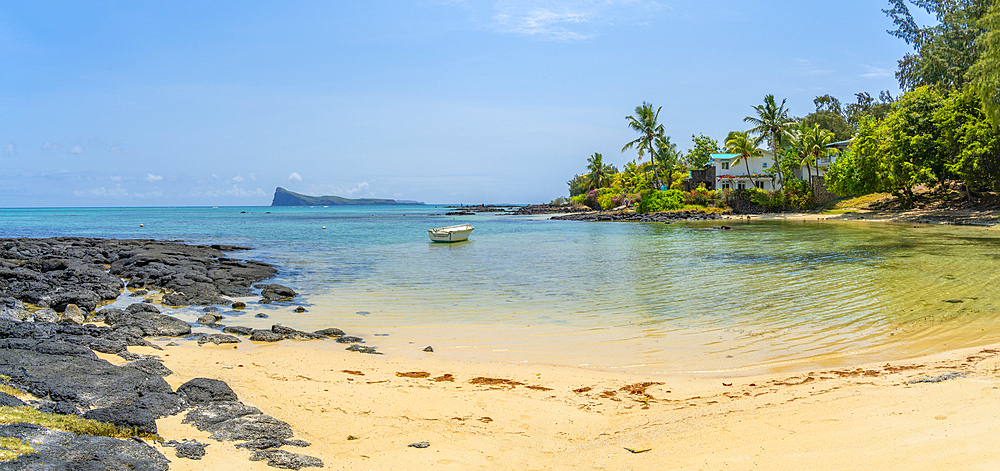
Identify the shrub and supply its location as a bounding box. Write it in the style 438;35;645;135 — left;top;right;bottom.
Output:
636;189;685;213
571;194;586;206
582;189;602;210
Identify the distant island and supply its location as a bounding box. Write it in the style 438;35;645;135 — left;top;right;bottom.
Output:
271;187;424;206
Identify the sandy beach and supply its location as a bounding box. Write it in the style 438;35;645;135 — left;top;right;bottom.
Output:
106;336;1000;470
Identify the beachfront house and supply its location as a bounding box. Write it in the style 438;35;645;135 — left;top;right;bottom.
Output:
710;150;778;190
706;138;851;191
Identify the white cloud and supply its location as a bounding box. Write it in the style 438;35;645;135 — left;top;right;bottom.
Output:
74;186;130;197
288;172;303;181
232;175;244;182
110;175;122;182
42;141;60;151
481;0;661;41
342;181;370;195
145;173;163;182
860;65;893;78
249;173;256;181
69;145;84;154
4;143;14;156
109;145;122;153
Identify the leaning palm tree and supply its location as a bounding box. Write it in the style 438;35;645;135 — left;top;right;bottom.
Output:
744;95;795;186
725;131;763;189
623;102;665;189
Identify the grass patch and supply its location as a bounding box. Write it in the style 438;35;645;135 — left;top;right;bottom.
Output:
0;436;34;461
0;407;160;441
835;193;891;209
0;384;24;397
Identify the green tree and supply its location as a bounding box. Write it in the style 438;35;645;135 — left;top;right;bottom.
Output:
800;123;841;184
654;134;683;189
884;0;990;90
969;0;1000;125
934;86;1000;198
623;102;666;189
845;91;896;127
725;131;763;186
686;134;720;167
566;174;588;197
745;95;796;186
586;153;614;190
802;94;855;141
826;118;885;197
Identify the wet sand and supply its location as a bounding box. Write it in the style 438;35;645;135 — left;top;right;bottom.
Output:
112;338;1000;470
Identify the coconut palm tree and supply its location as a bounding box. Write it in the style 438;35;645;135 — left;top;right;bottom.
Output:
653;134;684;189
623;102;665;189
586;152;613;190
800;123;840;185
725;131;763;189
745;95;796;186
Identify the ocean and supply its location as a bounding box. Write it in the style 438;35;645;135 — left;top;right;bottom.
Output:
3;205;1000;375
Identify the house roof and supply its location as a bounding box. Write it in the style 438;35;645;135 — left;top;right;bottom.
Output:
710;153;739;160
827;139;852;148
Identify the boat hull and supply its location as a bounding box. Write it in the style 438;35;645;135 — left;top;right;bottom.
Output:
428;224;474;243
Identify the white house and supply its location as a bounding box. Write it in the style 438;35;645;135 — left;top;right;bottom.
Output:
710;140;850;190
710;150;778;190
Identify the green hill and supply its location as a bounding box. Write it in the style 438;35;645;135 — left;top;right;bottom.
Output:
270;187;422;206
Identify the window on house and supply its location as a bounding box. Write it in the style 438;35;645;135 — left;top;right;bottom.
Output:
754;181;764;189
762;162;768;168
721;162;730;170
721;183;730;189
737;183;746;190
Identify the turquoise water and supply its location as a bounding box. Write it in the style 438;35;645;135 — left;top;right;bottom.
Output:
3;206;1000;374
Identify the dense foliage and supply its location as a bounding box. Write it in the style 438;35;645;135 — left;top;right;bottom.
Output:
826;86;1000;204
636;190;685;213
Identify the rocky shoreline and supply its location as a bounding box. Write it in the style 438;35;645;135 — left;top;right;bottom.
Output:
551;209;725;223
0;237;380;470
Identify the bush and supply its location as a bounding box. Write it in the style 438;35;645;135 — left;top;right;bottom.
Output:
683;187;723;207
582;189;601;210
571;194;586;206
781;179;814;210
636;189;685;213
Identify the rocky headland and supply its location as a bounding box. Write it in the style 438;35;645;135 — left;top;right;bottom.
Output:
0;237;380;469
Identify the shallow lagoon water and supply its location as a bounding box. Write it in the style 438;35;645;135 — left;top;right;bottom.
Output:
4;205;1000;375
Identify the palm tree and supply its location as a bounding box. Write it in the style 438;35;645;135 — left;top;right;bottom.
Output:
623;102;665;189
653;134;683;189
586;153;612;190
725;131;763;189
800;124;840;185
745;95;795;187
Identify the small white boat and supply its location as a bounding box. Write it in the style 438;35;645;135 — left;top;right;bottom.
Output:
428;224;474;243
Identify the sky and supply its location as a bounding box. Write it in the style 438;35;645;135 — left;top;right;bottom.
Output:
0;1;919;207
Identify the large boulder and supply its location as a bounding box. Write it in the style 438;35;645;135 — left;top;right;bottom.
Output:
106;306;191;337
260;283;297;301
177;378;239;404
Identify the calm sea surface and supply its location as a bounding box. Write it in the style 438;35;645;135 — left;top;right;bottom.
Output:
3;205;1000;375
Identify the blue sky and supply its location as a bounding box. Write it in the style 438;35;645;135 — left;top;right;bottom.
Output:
1;1;915;206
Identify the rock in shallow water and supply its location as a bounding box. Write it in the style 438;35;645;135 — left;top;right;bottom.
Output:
250;329;283;342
